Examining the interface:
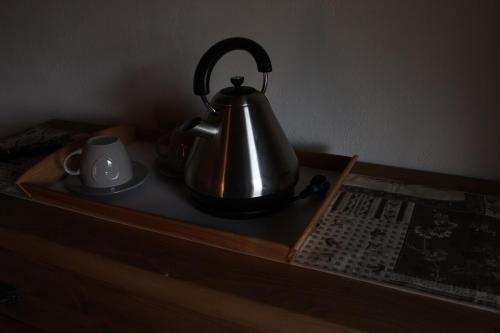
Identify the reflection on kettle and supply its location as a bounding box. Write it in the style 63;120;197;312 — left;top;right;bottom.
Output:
156;126;195;179
182;37;299;217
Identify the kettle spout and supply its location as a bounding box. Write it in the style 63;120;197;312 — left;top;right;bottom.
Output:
181;117;218;138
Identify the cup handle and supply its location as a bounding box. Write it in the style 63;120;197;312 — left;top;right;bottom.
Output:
63;149;82;175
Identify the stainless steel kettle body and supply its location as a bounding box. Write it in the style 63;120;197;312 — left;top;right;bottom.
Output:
183;37;299;216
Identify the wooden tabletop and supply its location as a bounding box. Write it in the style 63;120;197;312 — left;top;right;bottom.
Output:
2;120;499;332
1;186;499;332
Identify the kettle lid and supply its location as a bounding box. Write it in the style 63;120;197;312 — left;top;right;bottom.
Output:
193;37;272;113
220;76;256;96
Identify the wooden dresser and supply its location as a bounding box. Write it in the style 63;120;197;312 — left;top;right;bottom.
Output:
1;163;499;332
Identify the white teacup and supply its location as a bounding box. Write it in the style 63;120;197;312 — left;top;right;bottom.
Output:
63;135;133;188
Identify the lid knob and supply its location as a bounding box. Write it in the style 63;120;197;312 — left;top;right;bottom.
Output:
230;76;244;87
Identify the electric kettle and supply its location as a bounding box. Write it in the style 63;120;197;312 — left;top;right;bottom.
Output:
182;37;299;217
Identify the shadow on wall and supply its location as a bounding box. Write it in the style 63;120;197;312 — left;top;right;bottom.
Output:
291;142;329;155
112;63;200;131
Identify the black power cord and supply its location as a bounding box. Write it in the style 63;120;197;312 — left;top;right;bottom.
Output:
292;175;331;202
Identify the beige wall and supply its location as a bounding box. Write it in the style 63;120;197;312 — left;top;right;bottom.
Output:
1;0;499;180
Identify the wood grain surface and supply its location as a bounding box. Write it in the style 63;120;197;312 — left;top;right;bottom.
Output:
1;193;499;332
353;161;500;195
0;229;361;333
0;315;46;333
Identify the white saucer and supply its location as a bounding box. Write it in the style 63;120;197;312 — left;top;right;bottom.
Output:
64;161;148;197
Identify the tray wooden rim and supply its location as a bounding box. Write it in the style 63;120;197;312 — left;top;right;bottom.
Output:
16;125;357;262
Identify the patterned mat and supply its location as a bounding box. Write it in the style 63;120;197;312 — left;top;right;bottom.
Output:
293;175;500;309
0;122;89;197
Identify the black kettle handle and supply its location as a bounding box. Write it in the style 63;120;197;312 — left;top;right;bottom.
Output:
193;37;273;96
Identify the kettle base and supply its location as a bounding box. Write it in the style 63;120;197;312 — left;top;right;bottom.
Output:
190;187;295;219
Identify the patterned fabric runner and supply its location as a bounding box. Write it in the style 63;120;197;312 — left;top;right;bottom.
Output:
293;175;500;310
0;122;90;197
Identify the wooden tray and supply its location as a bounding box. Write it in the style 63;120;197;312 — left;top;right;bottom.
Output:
16;126;357;262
